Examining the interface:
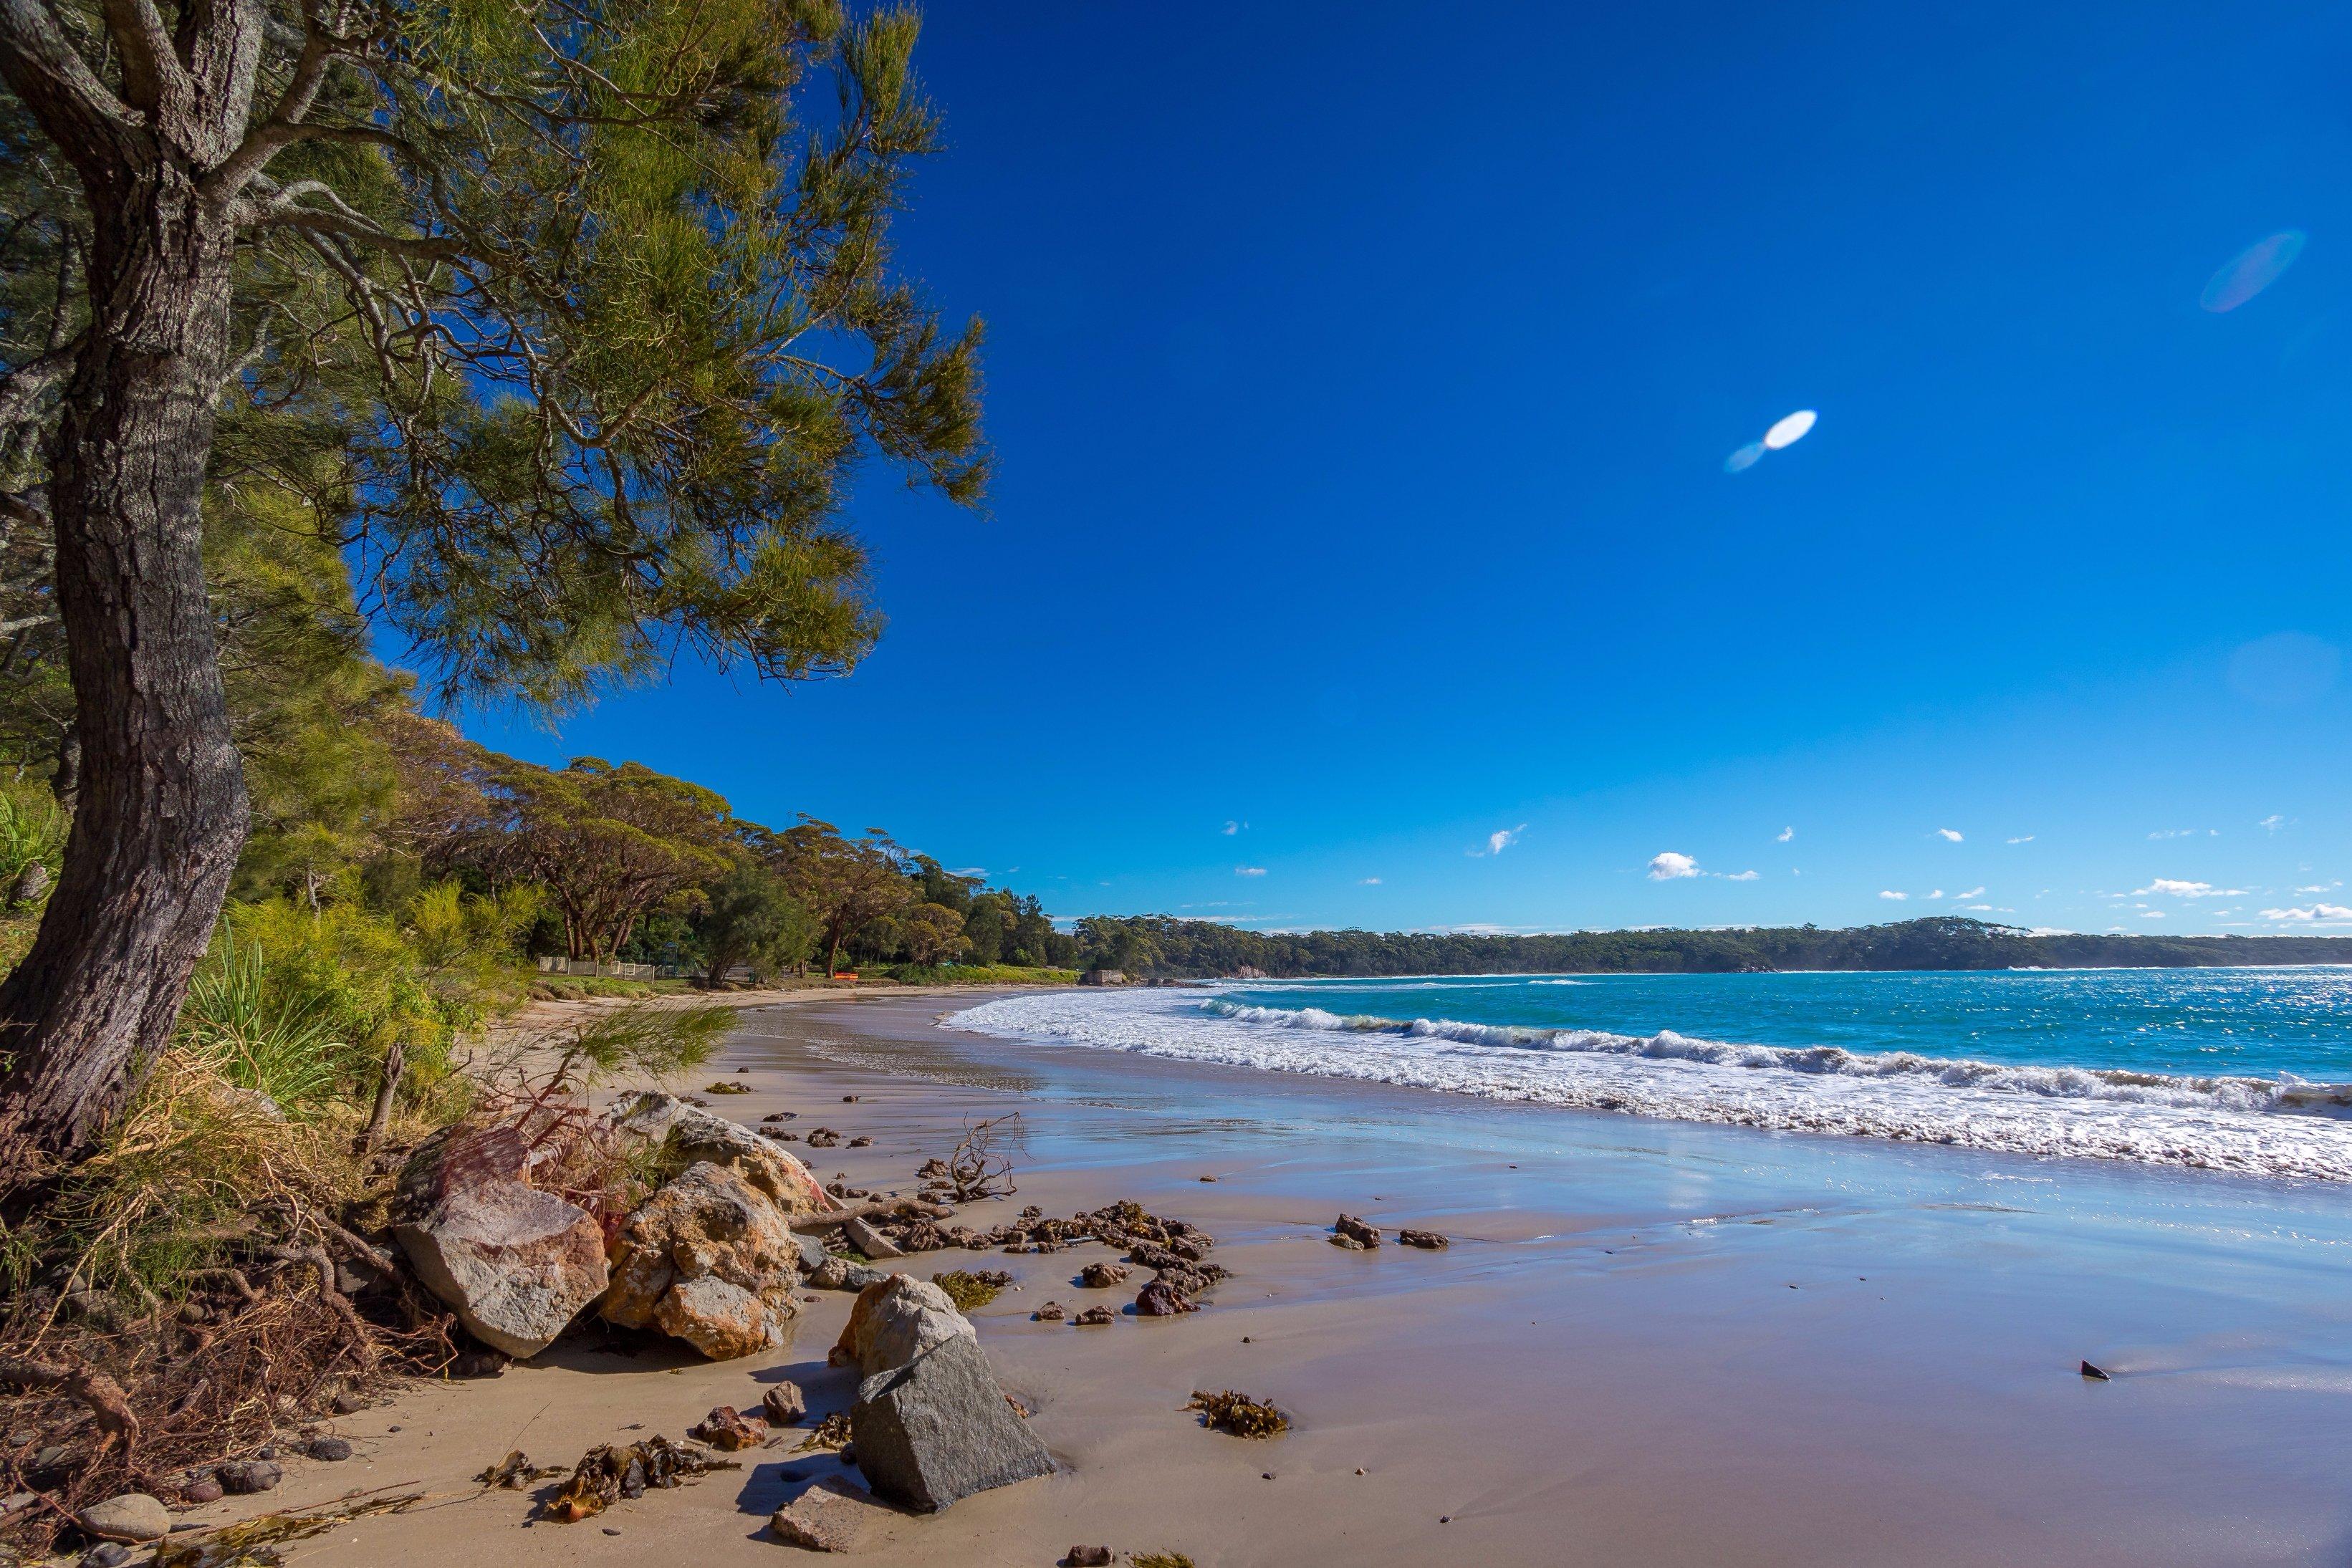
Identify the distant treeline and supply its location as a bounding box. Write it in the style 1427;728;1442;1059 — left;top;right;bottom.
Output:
1072;915;2352;978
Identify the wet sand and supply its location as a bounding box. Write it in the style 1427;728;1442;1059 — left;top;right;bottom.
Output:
222;993;2352;1566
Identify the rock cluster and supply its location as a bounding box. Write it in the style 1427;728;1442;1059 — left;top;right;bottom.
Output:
394;1092;839;1362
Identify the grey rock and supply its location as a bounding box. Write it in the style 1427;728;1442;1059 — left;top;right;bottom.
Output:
216;1459;282;1495
769;1476;887;1552
850;1335;1053;1512
393;1178;608;1357
306;1435;353;1461
830;1275;975;1377
792;1231;829;1273
80;1543;133;1568
77;1494;170;1543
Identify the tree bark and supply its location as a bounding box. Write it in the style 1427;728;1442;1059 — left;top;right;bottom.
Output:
0;95;252;1188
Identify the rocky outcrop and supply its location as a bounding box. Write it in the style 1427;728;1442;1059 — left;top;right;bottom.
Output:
393;1130;608;1358
850;1335;1054;1512
830;1276;974;1377
603;1162;803;1359
603;1092;837;1216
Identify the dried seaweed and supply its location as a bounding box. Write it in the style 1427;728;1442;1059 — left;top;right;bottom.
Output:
541;1435;739;1522
151;1491;422;1568
1187;1389;1287;1438
792;1410;853;1452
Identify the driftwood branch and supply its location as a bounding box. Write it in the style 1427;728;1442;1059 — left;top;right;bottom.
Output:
0;1355;140;1457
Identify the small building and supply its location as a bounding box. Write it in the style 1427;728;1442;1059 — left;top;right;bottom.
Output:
1079;968;1128;986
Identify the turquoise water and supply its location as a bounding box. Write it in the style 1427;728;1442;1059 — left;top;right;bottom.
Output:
951;968;2352;1180
1221;968;2352;1081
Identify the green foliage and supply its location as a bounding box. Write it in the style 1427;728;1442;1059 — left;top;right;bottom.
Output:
213;899;472;1098
1076;915;2352;978
231;0;991;713
477;758;738;963
0;785;65;890
177;926;350;1107
880;963;1077;986
696;863;819;982
557;1004;731;1087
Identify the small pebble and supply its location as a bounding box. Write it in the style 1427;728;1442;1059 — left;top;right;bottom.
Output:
602;1527;621;1536
1356;1468;1365;1476
1441;1515;1451;1524
1261;1472;1275;1481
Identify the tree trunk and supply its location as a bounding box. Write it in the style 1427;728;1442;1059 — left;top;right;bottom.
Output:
0;155;250;1189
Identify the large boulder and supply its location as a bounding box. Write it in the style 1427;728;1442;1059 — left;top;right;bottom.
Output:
850;1335;1054;1512
829;1275;974;1377
393;1130;608;1358
604;1092;837;1216
603;1161;802;1358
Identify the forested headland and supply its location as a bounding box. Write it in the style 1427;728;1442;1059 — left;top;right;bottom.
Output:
1067;914;2352;978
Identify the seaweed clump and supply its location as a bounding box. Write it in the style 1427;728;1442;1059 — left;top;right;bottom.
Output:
931;1269;1012;1311
1186;1389;1287;1438
541;1435;739;1522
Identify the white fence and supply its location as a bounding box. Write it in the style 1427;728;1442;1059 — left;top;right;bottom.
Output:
535;956;668;979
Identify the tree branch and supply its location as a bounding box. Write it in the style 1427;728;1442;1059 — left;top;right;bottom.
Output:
97;0;187;115
0;340;77;437
0;0;151;174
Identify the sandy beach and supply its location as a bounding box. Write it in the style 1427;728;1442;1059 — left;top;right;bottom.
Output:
187;991;2352;1567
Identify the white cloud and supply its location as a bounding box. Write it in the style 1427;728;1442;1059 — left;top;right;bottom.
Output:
2148;828;2219;840
948;866;987;878
1471;824;1528;857
1879;890;1909;901
2295;882;2341;894
1234;865;1267;877
1955;886;1984;900
1926;889;1945;900
2264;903;2352;922
1776;826;1795;842
1647;852;1701;880
1724;870;1760;882
2007;835;2035;845
1934;828;1963;842
1359;877;1382;885
2140;910;2165;919
1222;820;1240;835
2260;814;2288;832
2133;879;2247;899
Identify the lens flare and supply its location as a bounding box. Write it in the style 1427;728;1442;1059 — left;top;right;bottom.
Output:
1723;441;1766;473
1762;408;1818;449
2202;231;2306;314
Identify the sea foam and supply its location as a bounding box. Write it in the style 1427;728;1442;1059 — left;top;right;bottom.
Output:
945;988;2352;1182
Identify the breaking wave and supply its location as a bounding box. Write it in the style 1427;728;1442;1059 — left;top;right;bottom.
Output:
946;989;2352;1182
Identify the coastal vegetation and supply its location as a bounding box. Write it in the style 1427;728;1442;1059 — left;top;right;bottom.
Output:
0;0;989;1186
1072;914;2352;978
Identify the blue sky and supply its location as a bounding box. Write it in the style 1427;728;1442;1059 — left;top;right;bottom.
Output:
456;0;2352;938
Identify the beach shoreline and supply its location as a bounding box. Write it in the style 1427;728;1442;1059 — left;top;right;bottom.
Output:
220;992;2352;1567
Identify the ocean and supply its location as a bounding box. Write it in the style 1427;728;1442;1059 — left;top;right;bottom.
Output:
946;967;2352;1182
